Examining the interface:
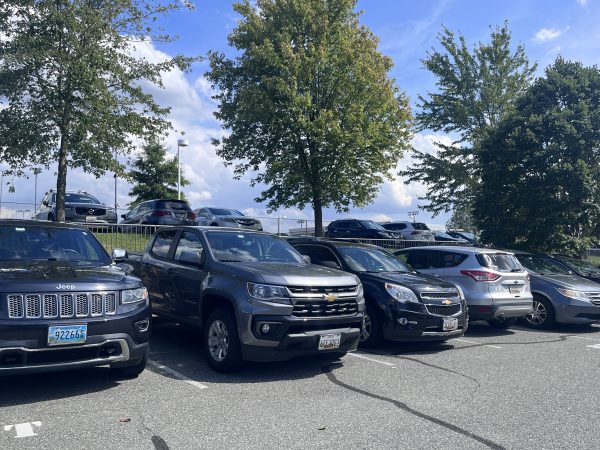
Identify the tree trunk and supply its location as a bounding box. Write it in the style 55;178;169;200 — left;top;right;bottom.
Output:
55;136;68;222
313;196;323;237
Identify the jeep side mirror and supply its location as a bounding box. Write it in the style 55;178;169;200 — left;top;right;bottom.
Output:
112;248;127;261
302;254;311;264
180;251;204;267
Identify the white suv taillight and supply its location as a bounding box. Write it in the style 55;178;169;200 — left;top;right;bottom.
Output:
460;270;500;282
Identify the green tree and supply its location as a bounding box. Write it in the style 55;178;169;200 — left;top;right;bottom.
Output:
402;22;536;216
474;58;600;254
128;140;190;205
446;203;476;233
206;0;412;236
0;0;194;222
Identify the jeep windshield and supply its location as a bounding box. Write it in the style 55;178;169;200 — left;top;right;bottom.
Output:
0;225;111;265
338;246;410;273
206;231;305;264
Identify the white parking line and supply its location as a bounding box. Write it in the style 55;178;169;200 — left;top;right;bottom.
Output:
454;339;501;349
347;352;396;367
570;335;600;342
148;360;209;390
587;344;600;350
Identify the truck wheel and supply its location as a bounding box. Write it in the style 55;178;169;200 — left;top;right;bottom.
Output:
523;296;556;330
204;308;243;373
110;354;147;378
358;304;384;349
487;317;517;329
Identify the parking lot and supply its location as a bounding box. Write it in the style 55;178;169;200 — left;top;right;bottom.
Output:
1;320;599;449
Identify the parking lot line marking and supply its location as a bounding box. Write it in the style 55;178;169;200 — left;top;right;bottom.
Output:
148;360;209;390
347;352;396;367
570;336;600;342
586;344;600;350
454;339;501;349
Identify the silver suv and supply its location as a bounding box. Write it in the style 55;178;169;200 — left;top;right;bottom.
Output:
395;246;533;328
381;221;435;241
194;207;263;230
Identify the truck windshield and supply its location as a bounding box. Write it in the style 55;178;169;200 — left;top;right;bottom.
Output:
0;225;111;265
338;246;410;273
206;231;305;264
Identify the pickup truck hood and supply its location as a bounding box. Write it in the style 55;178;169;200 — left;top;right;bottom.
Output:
221;261;359;287
0;261;140;293
534;273;600;291
358;272;458;293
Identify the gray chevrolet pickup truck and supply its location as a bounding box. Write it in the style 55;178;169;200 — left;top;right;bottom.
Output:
124;226;364;372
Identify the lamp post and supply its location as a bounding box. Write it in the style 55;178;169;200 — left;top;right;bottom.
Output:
408;210;419;223
0;172;3;218
177;138;189;200
17;209;30;219
33;168;42;214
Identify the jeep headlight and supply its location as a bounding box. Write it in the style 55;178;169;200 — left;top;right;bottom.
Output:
247;283;290;304
557;288;590;302
122;287;148;304
385;283;419;303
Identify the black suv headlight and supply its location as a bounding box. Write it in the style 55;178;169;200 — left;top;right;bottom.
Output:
384;283;419;303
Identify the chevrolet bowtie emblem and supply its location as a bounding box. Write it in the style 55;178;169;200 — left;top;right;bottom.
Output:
442;299;452;305
324;293;338;302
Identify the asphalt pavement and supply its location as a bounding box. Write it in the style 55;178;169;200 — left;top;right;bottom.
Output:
2;320;600;449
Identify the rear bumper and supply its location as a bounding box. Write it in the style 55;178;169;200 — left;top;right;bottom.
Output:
468;302;533;320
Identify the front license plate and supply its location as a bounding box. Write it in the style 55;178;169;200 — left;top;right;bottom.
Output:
48;325;87;346
318;334;341;350
508;286;521;294
85;216;96;222
443;318;458;331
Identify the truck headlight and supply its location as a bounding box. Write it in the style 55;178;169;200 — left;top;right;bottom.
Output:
247;283;290;304
122;287;148;304
557;288;590;302
385;283;419;303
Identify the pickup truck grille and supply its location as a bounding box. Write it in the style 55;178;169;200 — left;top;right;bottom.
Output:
293;300;358;317
586;292;600;305
6;292;118;319
425;304;462;317
288;285;357;295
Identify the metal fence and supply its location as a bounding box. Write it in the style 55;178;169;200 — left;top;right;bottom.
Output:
325;238;469;252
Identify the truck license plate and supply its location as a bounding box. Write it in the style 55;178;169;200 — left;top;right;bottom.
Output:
48;325;87;346
318;334;341;350
443;318;458;331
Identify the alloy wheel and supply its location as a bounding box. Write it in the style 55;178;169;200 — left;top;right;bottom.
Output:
526;300;547;325
207;320;229;362
361;314;372;341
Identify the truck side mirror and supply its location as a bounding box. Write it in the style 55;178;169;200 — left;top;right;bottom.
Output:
112;248;128;261
321;260;341;270
301;254;311;264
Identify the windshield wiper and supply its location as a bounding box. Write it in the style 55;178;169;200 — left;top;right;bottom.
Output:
219;259;245;263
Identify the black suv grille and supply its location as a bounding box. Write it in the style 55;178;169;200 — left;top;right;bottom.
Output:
75;207;106;216
293;300;358;317
425;304;461;317
420;292;460;299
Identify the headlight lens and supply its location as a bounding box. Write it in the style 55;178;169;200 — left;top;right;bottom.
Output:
455;285;465;300
557;288;590;302
247;283;290;304
356;283;364;298
122;287;148;304
385;283;419;302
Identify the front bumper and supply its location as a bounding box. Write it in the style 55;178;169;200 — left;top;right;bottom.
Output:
382;304;468;342
241;315;362;362
554;298;600;324
0;306;150;375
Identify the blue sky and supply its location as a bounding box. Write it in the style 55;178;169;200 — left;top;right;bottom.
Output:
1;0;599;231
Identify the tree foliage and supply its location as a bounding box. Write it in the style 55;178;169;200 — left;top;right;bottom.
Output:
402;22;536;216
0;0;194;221
128;140;189;205
206;0;412;236
474;58;600;254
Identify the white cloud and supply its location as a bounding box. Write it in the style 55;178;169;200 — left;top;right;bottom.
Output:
371;213;392;223
577;0;589;6
533;27;564;43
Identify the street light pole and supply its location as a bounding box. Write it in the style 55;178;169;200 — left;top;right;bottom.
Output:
408;210;419;223
177;138;189;200
114;149;118;213
33;168;42;214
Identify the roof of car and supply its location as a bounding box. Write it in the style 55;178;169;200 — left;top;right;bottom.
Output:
396;245;517;255
286;237;382;249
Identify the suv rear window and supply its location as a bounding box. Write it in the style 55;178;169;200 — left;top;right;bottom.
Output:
411;223;430;230
476;253;522;272
156;201;191;211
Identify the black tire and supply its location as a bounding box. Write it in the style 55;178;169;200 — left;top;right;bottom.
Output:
523;296;556;330
203;308;243;373
487;317;517;329
110;354;147;378
358;304;384;349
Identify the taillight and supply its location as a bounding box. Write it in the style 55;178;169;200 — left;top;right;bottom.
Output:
188;212;196;220
151;211;170;217
460;270;500;282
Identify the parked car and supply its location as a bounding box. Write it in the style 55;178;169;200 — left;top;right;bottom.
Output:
547;254;600;284
325;219;400;239
395;246;533;328
512;251;600;329
33;190;117;223
194;207;263;230
446;231;478;244
120;199;195;227
381;221;435;241
0;219;150;376
434;231;468;243
288;238;467;347
124;227;364;372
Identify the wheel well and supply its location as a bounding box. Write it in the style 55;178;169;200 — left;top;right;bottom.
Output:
532;292;555;310
201;294;235;322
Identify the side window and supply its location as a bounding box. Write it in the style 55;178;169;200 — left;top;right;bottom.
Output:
51;194;56;204
294;245;341;269
331;221;346;230
396;223;407;230
439;251;468;268
175;232;204;261
128;206;139;218
138;203;151;214
150;230;177;259
406;250;430;270
349;221;362;230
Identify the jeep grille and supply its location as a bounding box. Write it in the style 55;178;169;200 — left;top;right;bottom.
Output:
7;292;118;319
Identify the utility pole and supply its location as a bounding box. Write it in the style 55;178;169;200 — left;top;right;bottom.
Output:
177;138;189;200
408;210;419;223
33;168;42;213
0;172;3;218
114;149;118;213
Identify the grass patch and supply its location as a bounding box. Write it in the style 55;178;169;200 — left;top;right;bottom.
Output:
94;232;151;254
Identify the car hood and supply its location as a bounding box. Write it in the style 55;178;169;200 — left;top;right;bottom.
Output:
533;273;600;291
0;261;140;292
219;261;358;286
358;271;458;293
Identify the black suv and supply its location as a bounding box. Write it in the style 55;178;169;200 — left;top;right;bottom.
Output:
120;199;195;226
325;219;399;239
33;190;117;223
0;220;150;376
289;238;467;347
